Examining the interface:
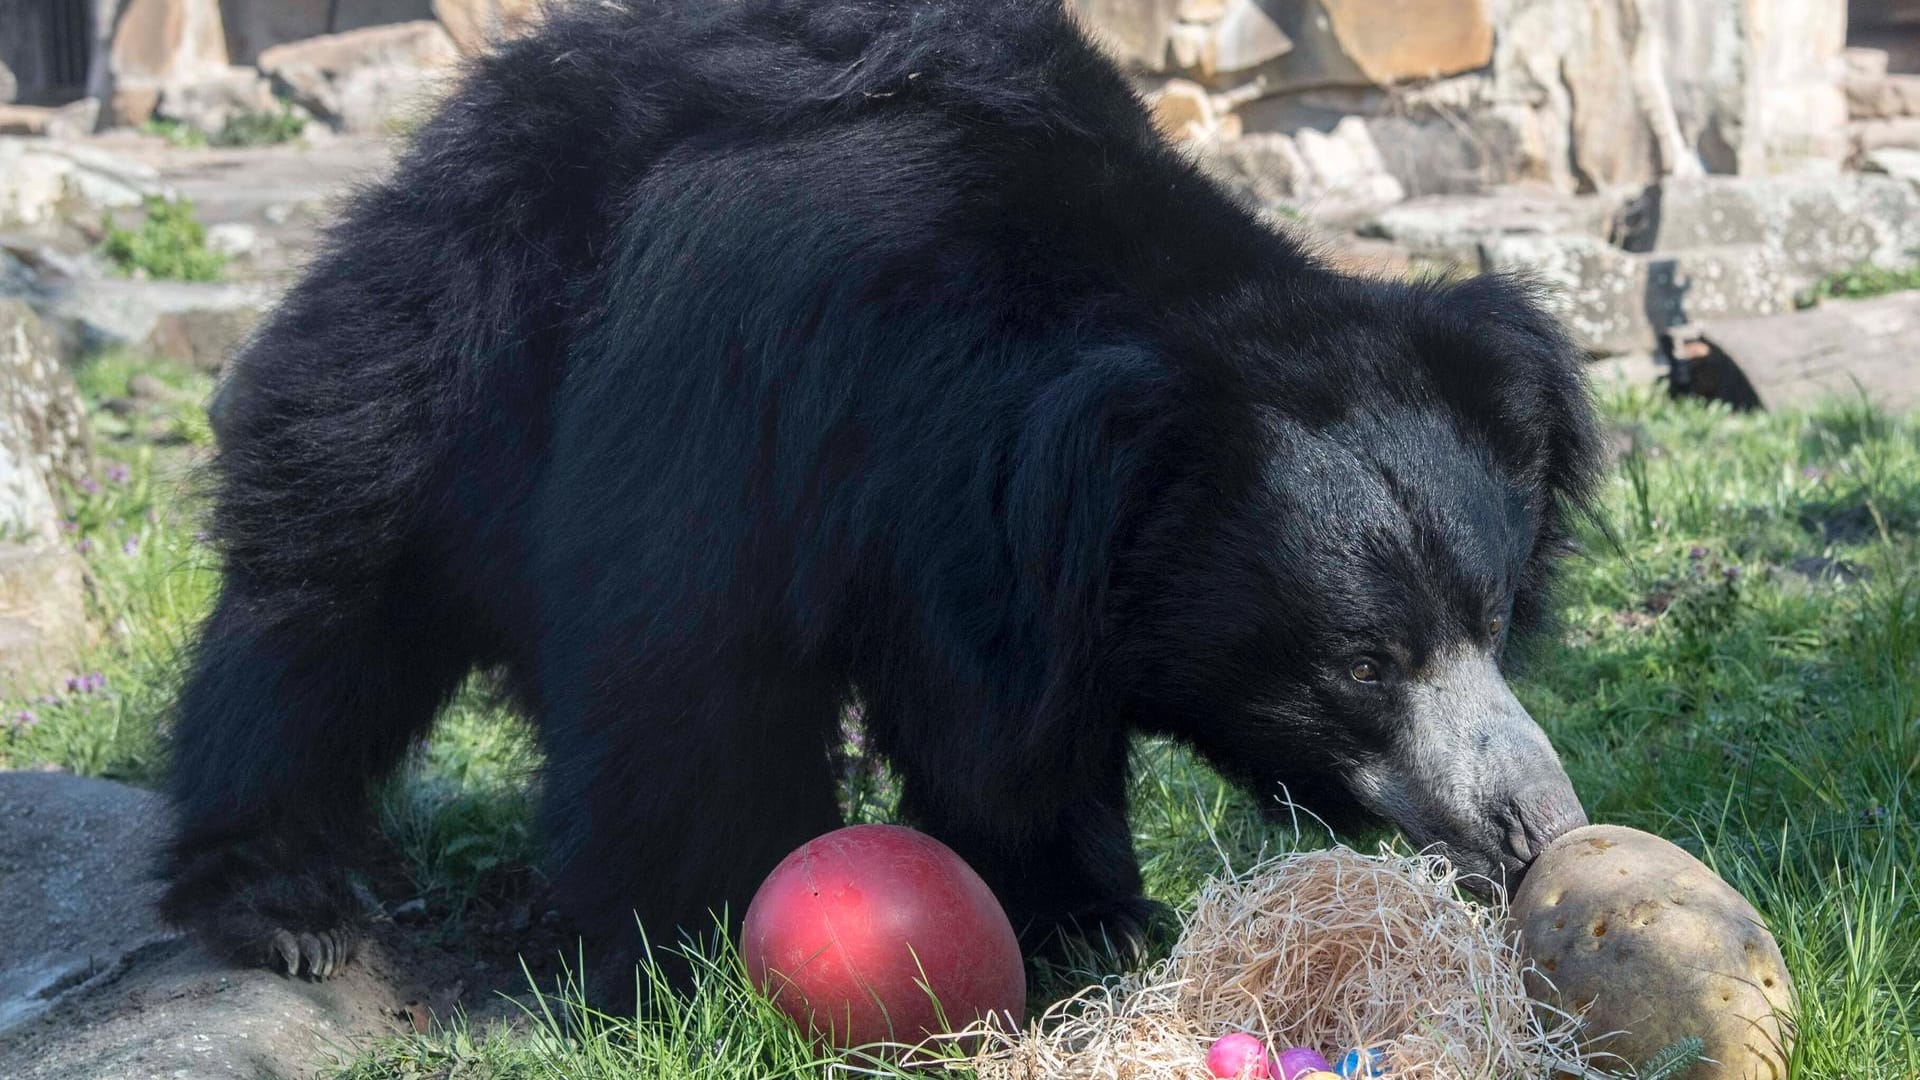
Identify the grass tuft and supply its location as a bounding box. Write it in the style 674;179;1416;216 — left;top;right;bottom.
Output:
5;360;1916;1077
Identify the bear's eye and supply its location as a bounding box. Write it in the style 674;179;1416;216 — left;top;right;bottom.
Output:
1349;660;1380;684
1489;615;1506;637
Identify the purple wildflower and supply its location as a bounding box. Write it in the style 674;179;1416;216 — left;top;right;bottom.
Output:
9;709;36;731
75;538;93;555
85;672;107;693
121;536;140;556
61;518;77;533
107;463;131;485
78;476;100;495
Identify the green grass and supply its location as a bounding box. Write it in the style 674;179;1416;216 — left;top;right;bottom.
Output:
101;196;228;283
211;105;308;148
5;361;1916;1078
142;106;308;149
1797;259;1920;307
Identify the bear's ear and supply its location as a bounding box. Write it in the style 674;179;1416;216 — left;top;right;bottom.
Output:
1417;274;1607;635
1419;273;1604;521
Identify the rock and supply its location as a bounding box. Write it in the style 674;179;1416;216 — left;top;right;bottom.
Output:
1071;0;1182;71
0;774;171;1035
1853;116;1920;157
1176;0;1227;21
1290;116;1405;214
1860;146;1920;185
0;301;92;693
1208;0;1293;77
144;304;262;372
108;0;231;127
259;21;461;135
1149;79;1214;140
1644;174;1920;279
1239;0;1492;92
0;770;540;1080
1482;233;1789;354
0;60;15;105
1199;131;1309;208
205;221;259;258
1359;189;1620;265
1853;0;1920;27
1667;291;1920;412
0;107;52;137
0;137;167;230
0;545;91;695
155;66;278;135
433;0;543;54
0;300;90;526
0;100;100;141
26;276;272;364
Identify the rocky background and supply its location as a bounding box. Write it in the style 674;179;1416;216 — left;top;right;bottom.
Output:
1;3;1918;1076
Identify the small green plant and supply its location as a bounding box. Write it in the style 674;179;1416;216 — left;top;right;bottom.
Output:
139;117;208;148
1797;259;1920;307
1635;1036;1707;1080
101;197;227;282
212;106;307;148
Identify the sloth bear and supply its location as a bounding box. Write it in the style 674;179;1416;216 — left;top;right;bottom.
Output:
161;0;1601;988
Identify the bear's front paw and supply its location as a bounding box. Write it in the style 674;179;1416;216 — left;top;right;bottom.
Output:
160;841;374;979
1020;894;1176;966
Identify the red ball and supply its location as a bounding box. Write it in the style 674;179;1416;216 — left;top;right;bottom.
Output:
742;824;1026;1048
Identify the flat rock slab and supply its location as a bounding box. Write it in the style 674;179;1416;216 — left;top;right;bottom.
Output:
0;771;522;1080
1667;290;1920;411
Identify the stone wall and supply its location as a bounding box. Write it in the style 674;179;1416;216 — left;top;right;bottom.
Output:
1087;0;1855;200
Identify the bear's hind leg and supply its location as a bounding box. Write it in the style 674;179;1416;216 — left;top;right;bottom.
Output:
161;573;476;977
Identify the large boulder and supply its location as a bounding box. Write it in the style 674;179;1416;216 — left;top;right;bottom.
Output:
27;277;273;369
1643;174;1920;277
259;21;460;135
1481;233;1790;355
1241;0;1493;92
155;65;280;136
107;0;232;126
0;301;92;694
433;0;544;54
0;138;165;230
1072;0;1183;71
1127;0;1851;196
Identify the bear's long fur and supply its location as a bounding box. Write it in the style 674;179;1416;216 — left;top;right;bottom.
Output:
162;0;1601;993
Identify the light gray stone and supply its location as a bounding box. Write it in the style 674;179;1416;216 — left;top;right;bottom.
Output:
0;301;89;541
1644;175;1920;278
0;138;166;230
1669;290;1920;411
0;301;92;694
1198;131;1309;208
1481;233;1790;354
1209;0;1293;76
1359;189;1618;264
1860;146;1920;185
28;277;274;361
156;66;279;135
0;60;15;105
1071;0;1181;71
259;21;459;135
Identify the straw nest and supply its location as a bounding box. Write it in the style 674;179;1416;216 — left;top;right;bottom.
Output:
948;846;1588;1080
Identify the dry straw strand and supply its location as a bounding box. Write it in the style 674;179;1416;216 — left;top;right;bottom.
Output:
945;846;1591;1080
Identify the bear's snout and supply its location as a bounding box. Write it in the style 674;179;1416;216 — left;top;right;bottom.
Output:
1498;786;1590;868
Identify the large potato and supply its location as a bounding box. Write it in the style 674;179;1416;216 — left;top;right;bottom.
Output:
1510;825;1793;1079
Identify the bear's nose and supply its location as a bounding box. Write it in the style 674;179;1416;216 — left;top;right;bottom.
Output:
1499;787;1589;867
